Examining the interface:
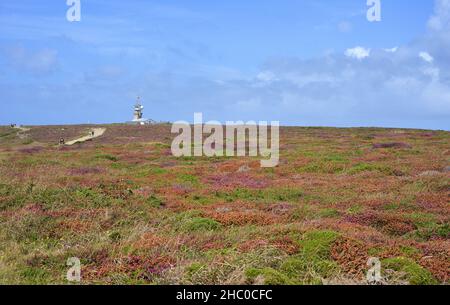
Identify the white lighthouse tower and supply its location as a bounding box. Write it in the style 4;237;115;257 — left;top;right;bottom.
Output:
133;96;144;122
130;96;153;125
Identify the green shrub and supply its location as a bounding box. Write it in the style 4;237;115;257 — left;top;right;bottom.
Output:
347;163;393;175
278;230;341;284
318;208;340;218
382;257;438;285
0;183;27;210
74;187;112;207
298;230;340;259
245;268;294;285
184;217;221;231
347;205;363;214
289;205;314;221
177;174;199;185
185;262;205;279
146;195;165;208
407;213;437;229
399;246;421;257
109;231;121;242
298;161;345;174
8;214;59;242
322;154;349;162
406;223;450;241
32;188;69;208
95;154;118;162
20;267;51;284
149;167;168;175
280;256;337;284
0;130;17;138
215;188;303;203
21;139;34;145
245;230;341;285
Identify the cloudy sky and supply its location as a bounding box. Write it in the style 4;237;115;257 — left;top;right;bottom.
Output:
0;0;449;130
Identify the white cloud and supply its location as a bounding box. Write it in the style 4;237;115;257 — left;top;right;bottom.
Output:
384;47;399;53
345;47;371;60
256;71;277;82
428;0;450;31
238;37;450;128
422;67;440;81
419;51;434;63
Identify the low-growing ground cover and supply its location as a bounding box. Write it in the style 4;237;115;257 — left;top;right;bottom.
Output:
0;125;448;284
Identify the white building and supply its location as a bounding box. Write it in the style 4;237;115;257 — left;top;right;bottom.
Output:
128;97;154;125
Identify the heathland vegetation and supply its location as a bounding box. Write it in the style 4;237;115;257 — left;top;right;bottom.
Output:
0;125;448;284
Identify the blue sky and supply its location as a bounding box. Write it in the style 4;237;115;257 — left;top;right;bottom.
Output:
0;0;449;130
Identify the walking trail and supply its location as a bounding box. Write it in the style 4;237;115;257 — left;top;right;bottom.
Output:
13;126;31;132
13;126;31;140
65;128;106;145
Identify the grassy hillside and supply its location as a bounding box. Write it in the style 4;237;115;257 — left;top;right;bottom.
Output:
0;125;448;284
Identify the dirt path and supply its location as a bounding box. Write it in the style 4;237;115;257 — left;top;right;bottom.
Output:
13;126;31;132
65;128;106;145
12;126;31;140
